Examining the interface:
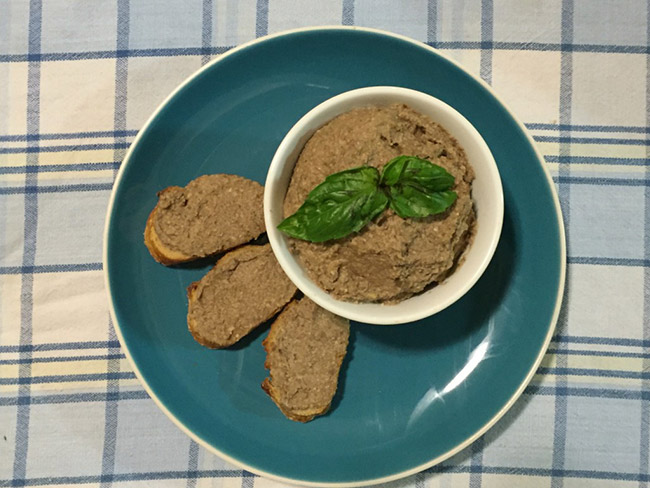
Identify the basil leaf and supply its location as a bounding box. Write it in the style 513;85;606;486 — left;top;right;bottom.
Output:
388;186;457;218
278;166;389;242
381;156;457;218
381;156;455;191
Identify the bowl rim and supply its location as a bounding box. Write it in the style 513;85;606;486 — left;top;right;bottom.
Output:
103;25;567;488
264;85;505;325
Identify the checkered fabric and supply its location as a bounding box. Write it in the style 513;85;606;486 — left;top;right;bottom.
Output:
1;1;648;487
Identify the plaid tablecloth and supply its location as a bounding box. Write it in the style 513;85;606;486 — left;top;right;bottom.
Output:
1;1;648;486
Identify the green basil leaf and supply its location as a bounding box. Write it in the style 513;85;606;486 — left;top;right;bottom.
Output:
381;156;455;191
278;166;389;242
388;186;457;218
381;156;457;218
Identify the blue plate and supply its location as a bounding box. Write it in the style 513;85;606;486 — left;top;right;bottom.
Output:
104;27;565;485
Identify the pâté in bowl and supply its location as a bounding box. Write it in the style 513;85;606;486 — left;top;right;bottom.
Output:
265;86;504;325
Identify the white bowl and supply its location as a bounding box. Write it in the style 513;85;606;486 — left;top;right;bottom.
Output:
264;86;503;325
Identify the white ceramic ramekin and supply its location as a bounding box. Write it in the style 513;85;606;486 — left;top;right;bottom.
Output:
265;86;504;324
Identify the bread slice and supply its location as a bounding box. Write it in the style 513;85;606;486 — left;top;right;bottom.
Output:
262;298;350;422
187;244;296;348
145;174;265;265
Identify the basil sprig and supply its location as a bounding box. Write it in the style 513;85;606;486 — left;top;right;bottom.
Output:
278;156;457;243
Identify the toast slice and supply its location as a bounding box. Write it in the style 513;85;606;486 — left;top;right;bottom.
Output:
262;298;350;422
187;244;296;348
145;174;265;265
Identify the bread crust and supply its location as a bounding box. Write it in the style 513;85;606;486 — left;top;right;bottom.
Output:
144;201;195;265
261;379;325;422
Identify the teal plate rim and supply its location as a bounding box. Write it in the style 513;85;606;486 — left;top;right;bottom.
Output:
103;26;567;487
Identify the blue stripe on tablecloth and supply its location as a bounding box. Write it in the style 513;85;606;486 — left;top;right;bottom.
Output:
0;130;138;142
255;0;268;38
440;41;650;54
0;163;120;174
536;135;650;145
0;471;249;487
641;1;650;481
427;0;437;45
528;123;650;133
1;41;649;64
201;0;213;66
527;386;649;401
0;340;121;353
0;372;136;385
414;470;426;488
0;263;103;274
105;327;123;446
547;348;650;359
555;336;650;347
553;177;650;186
186;441;199;488
479;0;493;86
0;142;130;153
552;2;574;487
0;184;113;195
567;257;650;266
13;0;42;483
545;156;649;166
0;391;150;407
2;467;649;487
241;470;255;488
101;325;121;488
0;46;235;62
429;465;650;482
469;436;486;488
0;354;126;365
342;0;354;26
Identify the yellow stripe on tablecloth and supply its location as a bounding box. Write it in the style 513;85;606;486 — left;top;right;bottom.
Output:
34;170;117;182
38;149;118;165
0;378;142;395
30;378;142;393
532;374;642;389
30;358;116;377
0;363;20;383
566;354;644;372
0;173;28;184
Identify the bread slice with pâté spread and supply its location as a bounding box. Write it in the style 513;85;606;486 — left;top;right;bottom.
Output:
262;297;350;422
144;174;265;265
187;243;297;348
